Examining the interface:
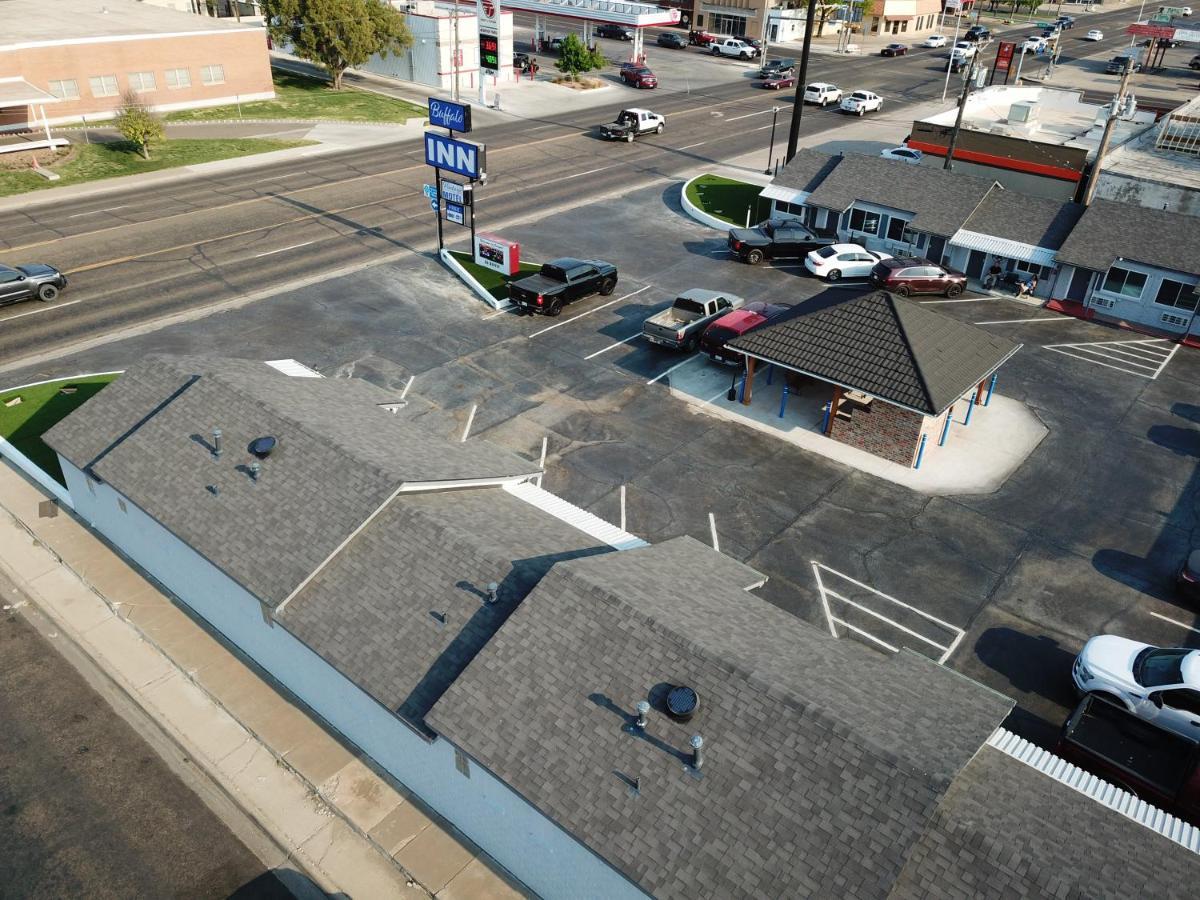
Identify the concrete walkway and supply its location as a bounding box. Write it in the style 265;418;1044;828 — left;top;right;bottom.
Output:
0;463;524;900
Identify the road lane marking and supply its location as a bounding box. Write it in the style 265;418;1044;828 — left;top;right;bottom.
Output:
973;317;1074;325
727;108;777;121
67;205;127;218
0;299;82;322
560;165;618;180
646;353;700;385
1149;611;1200;635
584;333;641;359
678;141;708;150
254;240;315;258
527;285;651;338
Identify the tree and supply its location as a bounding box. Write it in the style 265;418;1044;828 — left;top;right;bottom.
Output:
555;33;605;79
114;94;164;160
264;0;412;90
814;1;842;37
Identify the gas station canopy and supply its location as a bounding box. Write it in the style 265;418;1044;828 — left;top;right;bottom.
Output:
500;0;680;27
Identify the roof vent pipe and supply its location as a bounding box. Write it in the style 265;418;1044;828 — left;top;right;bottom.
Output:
249;461;261;481
690;734;704;770
212;428;222;457
635;700;650;730
486;582;499;603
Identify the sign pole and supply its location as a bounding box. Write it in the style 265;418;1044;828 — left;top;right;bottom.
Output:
435;166;444;251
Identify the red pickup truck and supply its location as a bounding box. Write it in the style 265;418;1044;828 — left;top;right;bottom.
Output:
688;30;717;47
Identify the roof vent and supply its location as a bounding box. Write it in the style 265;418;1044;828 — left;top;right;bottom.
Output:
666;685;699;722
248;436;277;459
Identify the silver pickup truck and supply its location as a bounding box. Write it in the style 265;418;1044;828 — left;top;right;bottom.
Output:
642;289;745;350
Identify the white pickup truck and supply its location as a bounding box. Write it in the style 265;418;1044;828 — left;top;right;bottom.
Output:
643;289;745;350
711;38;757;60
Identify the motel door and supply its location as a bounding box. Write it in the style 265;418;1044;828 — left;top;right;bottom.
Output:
965;250;987;279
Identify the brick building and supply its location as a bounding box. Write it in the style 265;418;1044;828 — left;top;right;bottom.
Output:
0;0;273;132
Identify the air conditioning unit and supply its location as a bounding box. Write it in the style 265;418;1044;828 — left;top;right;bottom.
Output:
1008;101;1038;123
1092;295;1117;309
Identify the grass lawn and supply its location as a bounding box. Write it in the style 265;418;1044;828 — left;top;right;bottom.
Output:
166;71;427;124
0;138;313;198
0;374;119;486
685;174;769;227
449;251;541;302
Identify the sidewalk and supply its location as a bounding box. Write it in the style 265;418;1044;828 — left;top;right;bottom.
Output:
0;462;524;900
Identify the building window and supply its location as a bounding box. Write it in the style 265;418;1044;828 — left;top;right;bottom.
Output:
89;75;119;98
1013;261;1045;278
848;207;880;235
165;67;191;89
1154;278;1199;311
886;217;912;241
1101;266;1147;298
48;79;79;100
128;71;156;93
200;64;226;86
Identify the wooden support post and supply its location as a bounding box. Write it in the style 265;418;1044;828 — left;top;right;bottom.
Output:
825;385;842;435
741;357;757;405
974;380;986;406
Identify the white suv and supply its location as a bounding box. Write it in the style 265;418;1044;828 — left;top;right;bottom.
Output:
1073;635;1200;740
803;82;842;106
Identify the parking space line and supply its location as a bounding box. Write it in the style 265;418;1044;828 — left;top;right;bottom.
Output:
830;618;900;653
1042;338;1178;379
646;354;700;385
973;317;1074;325
527;285;651;339
822;589;949;651
920;297;989;304
1148;611;1200;635
0;299;82;322
584;333;641;360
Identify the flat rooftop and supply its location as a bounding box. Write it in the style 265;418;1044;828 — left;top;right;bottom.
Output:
919;85;1156;159
1103;95;1200;191
0;0;261;47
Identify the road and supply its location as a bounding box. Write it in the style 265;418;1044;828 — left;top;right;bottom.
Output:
0;5;1157;367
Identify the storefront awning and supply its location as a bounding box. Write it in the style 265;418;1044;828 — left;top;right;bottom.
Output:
884;15;914;21
950;230;1057;267
761;184;810;204
0;77;60;107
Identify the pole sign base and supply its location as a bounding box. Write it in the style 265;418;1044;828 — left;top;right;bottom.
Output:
474;234;520;275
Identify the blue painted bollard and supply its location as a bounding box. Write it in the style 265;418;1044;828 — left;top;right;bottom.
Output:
984;372;998;406
938;414;952;447
914;433;928;469
778;385;789;419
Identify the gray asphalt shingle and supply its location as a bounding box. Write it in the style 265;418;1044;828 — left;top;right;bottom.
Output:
727;291;1020;416
771;148;843;194
960;191;1084;250
1055;199;1200;275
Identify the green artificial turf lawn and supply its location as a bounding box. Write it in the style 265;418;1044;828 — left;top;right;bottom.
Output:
0;374;119;485
449;250;542;301
685;174;768;226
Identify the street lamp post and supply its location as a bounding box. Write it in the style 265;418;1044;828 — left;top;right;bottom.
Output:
940;12;964;101
765;106;781;173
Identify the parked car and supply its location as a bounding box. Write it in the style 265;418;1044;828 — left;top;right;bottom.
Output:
619;63;658;88
596;23;634;40
880;146;923;164
1072;636;1200;741
745;38;764;54
759;73;796;90
841;90;882;115
924;34;948;48
0;262;68;305
946;57;967;73
1191;53;1200;70
600;108;665;141
727;219;834;265
1056;693;1200;822
964;25;991;42
508;257;618;316
1084;28;1104;41
1177;549;1200;601
1143;36;1181;47
513;52;539;75
1056;14;1075;28
758;58;796;77
803;82;842;106
869;257;967;297
699;302;788;364
805;244;892;282
950;41;977;61
657;32;688;49
1107;54;1142;73
880;43;908;57
643;289;746;350
712;37;757;59
688;29;717;47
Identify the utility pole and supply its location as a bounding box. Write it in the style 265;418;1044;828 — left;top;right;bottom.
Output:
1082;60;1135;205
943;52;978;171
452;5;461;102
785;0;820;162
940;12;964;101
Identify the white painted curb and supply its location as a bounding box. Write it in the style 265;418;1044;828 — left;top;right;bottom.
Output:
440;248;512;311
680;175;743;231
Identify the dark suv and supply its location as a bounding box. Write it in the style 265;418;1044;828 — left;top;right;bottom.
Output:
964;26;991;42
727;220;833;265
869;257;967;297
0;263;68;305
657;32;687;49
596;23;634;40
758;58;797;77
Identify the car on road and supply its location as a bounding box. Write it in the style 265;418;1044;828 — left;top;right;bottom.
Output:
1084;28;1104;41
880;146;923;164
841;89;882;115
950;41;977;61
869;256;967;296
699;301;788;364
727;219;834;265
880;43;908;57
596;23;634;40
924;34;948;48
759;73;796;90
804;244;892;282
643;289;745;350
1107;54;1142;73
508;257;618;316
803;82;842;106
1191;53;1200;69
619;63;658;88
1020;35;1046;53
964;25;991;43
712;37;757;59
1177;549;1200;601
0;262;68;305
688;29;718;47
758;58;796;77
1041;26;1061;39
1056;14;1075;28
657;32;687;49
600;107;665;141
1072;636;1200;741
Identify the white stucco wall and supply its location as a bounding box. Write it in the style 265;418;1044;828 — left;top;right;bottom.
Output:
1084;260;1199;334
60;457;644;900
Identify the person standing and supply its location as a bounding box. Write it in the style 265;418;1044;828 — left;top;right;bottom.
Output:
984;260;1003;290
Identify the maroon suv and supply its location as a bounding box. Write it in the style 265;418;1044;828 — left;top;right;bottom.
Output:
869;256;967;297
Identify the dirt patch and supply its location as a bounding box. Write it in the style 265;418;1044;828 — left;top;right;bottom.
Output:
0;145;76;171
551;76;606;90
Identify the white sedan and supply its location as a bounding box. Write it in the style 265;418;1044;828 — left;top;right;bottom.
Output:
924;34;948;48
1073;635;1200;741
805;244;892;282
841;90;882;116
880;146;923;164
1084;28;1104;41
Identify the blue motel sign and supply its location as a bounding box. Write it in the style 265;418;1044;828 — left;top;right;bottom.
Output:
424;132;485;180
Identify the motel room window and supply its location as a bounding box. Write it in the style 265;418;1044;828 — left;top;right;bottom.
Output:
89;75;119;98
848;207;880;236
48;79;79;100
128;71;157;93
200;64;226;85
165;67;191;89
1155;278;1199;311
1101;266;1147;298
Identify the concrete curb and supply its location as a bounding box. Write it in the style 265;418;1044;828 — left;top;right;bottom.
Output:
680;174;745;231
440;248;511;311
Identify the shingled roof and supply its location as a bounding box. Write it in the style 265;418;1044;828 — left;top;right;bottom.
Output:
727;291;1021;416
959;190;1084;250
767;147;842;195
1055;198;1200;275
803;153;999;237
428;537;1013;900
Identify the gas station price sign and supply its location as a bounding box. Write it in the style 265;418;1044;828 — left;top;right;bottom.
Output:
480;35;500;72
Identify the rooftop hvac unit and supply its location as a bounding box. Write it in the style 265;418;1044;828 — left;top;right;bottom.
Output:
1008;101;1038;124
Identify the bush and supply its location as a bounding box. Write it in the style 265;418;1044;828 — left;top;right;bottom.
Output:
114;93;164;160
556;33;605;78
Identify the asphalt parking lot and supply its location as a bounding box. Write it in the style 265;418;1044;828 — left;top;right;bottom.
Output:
8;185;1200;749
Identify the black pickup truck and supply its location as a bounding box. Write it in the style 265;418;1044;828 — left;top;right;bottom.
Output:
508;257;618;316
1057;693;1200;821
727;219;834;265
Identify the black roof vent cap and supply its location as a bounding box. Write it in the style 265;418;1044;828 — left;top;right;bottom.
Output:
248;435;277;459
666;685;699;722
